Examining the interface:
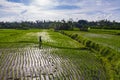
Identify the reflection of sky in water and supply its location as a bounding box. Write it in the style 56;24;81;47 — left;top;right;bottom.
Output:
0;47;74;79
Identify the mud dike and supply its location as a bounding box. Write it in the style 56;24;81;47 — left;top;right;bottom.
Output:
0;47;82;80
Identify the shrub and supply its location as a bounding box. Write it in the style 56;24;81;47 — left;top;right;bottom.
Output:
90;42;96;49
100;47;110;56
85;40;92;47
71;34;78;39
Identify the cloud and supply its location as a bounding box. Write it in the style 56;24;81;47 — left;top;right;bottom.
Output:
54;5;80;10
0;0;120;22
7;0;30;5
30;0;58;9
21;9;27;14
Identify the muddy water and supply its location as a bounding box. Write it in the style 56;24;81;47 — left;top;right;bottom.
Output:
0;46;82;80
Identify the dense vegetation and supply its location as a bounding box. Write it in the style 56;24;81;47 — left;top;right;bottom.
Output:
0;19;120;30
0;21;51;29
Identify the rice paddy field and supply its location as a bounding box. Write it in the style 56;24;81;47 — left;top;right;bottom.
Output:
64;29;120;53
0;29;113;80
64;29;120;80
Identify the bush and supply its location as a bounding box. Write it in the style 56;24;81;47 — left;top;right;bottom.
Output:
71;34;78;39
85;40;92;47
90;42;96;49
100;47;110;56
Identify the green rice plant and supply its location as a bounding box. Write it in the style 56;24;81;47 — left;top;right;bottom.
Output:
0;29;42;48
90;29;120;35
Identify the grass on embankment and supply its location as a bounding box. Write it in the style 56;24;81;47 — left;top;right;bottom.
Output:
64;30;120;52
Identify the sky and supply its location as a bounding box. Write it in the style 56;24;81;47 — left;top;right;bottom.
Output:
0;0;120;22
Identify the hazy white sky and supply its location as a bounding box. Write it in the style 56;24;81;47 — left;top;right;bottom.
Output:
0;0;120;22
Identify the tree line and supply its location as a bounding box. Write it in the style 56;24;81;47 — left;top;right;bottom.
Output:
0;21;51;29
0;19;120;30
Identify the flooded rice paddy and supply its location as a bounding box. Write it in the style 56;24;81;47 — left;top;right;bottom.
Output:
0;46;106;80
0;47;78;80
0;30;107;80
